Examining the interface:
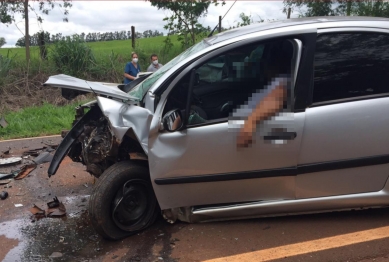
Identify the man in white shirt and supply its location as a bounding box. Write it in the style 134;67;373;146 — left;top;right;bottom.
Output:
147;54;163;72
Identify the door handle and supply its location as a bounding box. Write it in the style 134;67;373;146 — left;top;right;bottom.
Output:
263;131;297;140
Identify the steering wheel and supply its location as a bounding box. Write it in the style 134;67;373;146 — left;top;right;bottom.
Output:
191;105;208;120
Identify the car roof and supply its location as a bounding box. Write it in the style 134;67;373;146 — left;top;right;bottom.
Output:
206;16;389;44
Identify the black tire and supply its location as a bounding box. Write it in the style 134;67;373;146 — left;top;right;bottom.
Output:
89;161;159;240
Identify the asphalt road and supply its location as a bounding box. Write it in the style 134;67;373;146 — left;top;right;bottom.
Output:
1;136;389;262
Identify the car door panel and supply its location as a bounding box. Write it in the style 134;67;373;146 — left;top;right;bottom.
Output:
149;36;308;210
297;98;389;198
296;164;389;199
296;30;389;198
150;112;305;210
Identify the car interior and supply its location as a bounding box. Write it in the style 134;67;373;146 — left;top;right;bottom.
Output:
163;39;295;124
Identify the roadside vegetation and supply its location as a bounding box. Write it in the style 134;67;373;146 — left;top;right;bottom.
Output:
2;0;387;140
0;35;186;113
0;35;200;140
0;100;91;140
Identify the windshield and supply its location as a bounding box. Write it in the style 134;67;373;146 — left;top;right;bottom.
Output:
128;40;210;100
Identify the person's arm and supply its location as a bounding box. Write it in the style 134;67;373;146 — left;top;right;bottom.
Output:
237;84;286;148
124;73;137;81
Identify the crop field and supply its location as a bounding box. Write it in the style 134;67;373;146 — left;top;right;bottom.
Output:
0;34;206;137
0;35;185;65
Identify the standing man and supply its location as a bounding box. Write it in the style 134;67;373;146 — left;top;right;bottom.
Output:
147;54;163;72
124;52;141;84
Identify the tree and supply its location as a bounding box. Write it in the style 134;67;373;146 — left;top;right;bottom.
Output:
283;0;389;18
0;0;72;61
0;37;6;47
346;0;389;17
149;0;224;48
237;12;252;27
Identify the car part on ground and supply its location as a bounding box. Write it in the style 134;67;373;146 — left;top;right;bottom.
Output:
0;191;8;200
0;157;22;166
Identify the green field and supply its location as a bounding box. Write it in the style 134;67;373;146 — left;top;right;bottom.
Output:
0;35;185;72
0;34;206;139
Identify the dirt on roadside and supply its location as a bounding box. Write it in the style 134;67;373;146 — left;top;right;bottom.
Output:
0;87;93;114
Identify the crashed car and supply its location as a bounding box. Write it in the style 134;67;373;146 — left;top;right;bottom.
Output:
45;17;389;240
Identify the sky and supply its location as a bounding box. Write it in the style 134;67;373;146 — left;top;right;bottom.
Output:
0;1;300;47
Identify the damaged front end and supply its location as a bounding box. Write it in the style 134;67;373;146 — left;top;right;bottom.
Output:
48;103;119;177
48;97;152;178
44;75;154;178
67;104;119;177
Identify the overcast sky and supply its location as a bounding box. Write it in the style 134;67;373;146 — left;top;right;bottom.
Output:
0;1;299;47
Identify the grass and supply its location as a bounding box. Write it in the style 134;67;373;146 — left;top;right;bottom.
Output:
0;34;207;140
0;102;86;140
0;35;184;69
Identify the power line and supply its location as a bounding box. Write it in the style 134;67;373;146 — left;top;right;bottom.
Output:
221;0;237;20
208;0;237;37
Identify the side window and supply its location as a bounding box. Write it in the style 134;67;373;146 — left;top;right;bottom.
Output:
313;33;389;103
163;39;295;125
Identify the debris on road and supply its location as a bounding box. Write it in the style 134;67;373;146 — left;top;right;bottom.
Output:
30;204;46;220
23;148;46;157
33;151;53;165
0;191;8;200
42;141;59;148
0;163;37;181
49;252;63;258
0;157;22;166
0;171;18;180
0;148;10;158
14;203;23;207
23;145;58;158
14;164;37;180
47;196;60;208
30;197;67;220
0;179;11;185
47;201;66;217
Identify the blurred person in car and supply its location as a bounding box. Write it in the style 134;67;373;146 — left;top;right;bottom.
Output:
235;48;291;148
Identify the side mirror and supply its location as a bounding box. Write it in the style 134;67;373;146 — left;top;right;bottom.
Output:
162;109;183;132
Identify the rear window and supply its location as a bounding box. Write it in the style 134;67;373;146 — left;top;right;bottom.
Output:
313;33;389;103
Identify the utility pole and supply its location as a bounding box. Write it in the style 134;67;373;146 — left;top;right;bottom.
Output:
24;0;30;61
38;31;47;60
131;26;135;48
346;1;351;16
218;16;222;33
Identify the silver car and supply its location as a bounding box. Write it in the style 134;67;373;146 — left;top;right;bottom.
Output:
44;16;389;240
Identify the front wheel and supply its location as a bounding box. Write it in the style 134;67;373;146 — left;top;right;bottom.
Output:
89;161;159;240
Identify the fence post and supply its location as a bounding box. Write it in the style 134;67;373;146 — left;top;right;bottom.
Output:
38;31;47;60
218;16;222;33
131;26;135;48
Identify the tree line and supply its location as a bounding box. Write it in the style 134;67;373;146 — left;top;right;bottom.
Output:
283;0;389;17
14;29;164;47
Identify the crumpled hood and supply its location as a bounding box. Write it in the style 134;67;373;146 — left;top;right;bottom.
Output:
44;74;138;101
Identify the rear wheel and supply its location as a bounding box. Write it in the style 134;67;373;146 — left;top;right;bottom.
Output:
89;161;159;240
